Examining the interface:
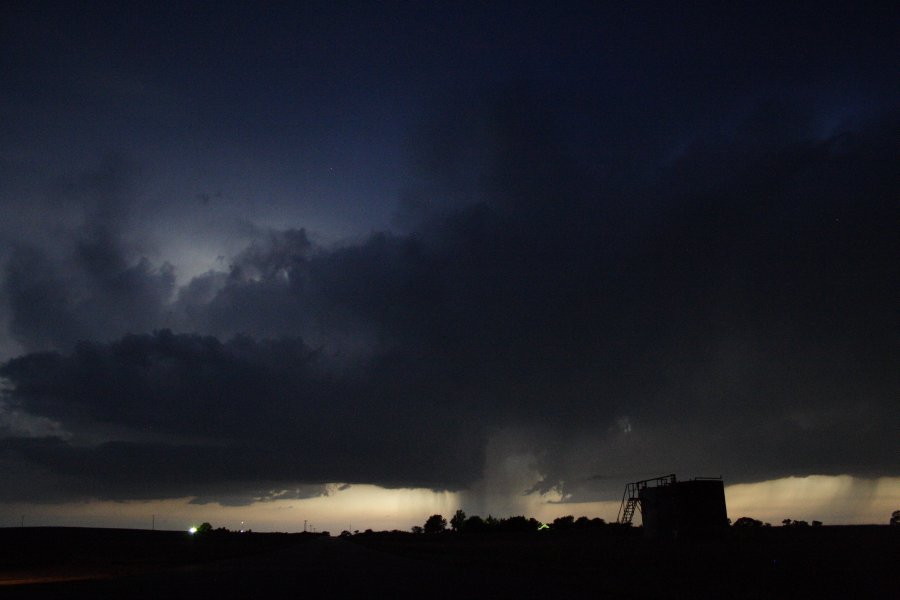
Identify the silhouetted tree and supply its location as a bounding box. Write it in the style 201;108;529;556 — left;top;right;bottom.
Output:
411;525;424;534
499;516;534;532
574;516;606;529
424;514;447;533
197;522;213;533
891;510;900;526
552;515;575;530
463;515;486;533
733;517;764;528
811;520;822;527
450;509;466;532
782;518;809;528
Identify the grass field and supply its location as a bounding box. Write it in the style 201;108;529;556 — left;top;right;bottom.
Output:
351;525;899;598
1;525;896;598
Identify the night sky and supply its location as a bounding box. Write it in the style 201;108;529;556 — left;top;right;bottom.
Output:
0;3;897;529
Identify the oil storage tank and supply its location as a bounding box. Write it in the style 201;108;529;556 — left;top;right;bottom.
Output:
637;477;728;539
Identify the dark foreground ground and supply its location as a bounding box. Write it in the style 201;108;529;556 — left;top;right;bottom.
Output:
0;525;896;598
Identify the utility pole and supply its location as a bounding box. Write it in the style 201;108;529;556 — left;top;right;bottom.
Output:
152;514;155;531
304;519;307;532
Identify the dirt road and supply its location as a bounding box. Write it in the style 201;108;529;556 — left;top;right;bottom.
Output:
3;536;583;599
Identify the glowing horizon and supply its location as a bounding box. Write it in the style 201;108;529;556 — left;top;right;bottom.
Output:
2;475;896;533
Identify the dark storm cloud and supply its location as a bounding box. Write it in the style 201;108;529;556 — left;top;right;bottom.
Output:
1;157;176;352
5;243;175;351
0;3;897;505
0;330;484;502
3;98;897;503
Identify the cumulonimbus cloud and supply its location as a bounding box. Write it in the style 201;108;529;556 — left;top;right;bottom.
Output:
1;97;897;504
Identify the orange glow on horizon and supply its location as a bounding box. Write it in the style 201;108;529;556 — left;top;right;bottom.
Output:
2;475;896;532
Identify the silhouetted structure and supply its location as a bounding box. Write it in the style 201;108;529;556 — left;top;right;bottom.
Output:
618;474;728;539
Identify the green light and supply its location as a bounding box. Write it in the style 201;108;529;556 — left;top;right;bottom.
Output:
537;522;549;530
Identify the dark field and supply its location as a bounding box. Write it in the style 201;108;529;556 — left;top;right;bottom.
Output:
1;526;896;598
0;527;304;585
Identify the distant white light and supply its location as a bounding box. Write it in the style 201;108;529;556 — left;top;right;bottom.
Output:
189;526;198;534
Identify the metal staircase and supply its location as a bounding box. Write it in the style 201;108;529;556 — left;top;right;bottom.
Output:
619;495;640;524
617;474;676;525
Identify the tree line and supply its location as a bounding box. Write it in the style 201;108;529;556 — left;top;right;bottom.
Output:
412;510;900;534
412;510;617;534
